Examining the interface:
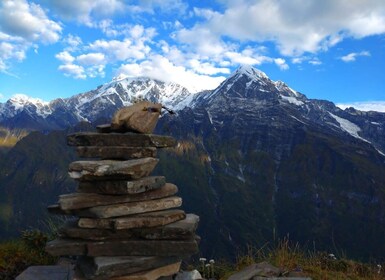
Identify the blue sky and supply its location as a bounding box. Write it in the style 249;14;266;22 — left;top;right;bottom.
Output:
0;0;385;111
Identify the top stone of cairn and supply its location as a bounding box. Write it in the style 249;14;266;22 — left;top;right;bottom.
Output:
110;101;162;134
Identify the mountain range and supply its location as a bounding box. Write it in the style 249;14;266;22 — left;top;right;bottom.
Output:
0;75;193;130
1;65;385;260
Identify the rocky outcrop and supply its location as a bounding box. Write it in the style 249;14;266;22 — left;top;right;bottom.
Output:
44;103;200;279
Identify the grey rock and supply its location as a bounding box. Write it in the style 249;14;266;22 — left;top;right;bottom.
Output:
58;183;177;210
75;196;182;219
77;209;186;230
137;213;199;240
110;101;162;134
45;238;87;256
67;132;177;148
68;158;158;181
76;146;157;159
228;262;282;280
77;176;166;195
15;266;73;280
87;237;199;257
78;256;179;279
175;269;202;280
108;261;181;280
59;213;199;240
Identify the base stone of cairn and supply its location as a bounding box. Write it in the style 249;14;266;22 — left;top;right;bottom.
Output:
45;101;200;280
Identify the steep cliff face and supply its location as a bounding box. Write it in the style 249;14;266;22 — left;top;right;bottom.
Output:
1;66;385;260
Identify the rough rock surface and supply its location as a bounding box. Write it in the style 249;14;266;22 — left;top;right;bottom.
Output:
110;101;162;134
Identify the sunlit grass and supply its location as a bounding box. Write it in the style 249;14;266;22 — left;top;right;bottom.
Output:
198;238;385;280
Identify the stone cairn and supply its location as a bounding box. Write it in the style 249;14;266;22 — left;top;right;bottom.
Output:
45;101;199;280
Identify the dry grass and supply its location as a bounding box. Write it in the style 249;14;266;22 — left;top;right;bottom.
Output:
206;238;385;280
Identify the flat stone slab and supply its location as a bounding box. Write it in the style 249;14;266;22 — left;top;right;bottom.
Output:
15;265;73;280
78;256;179;279
47;204;69;215
67;132;176;148
110;262;181;280
78;209;186;230
137;214;199;240
68;158;158;181
77;176;166;195
59;219;134;240
59;183;177;210
59;213;199;240
76;146;157;159
45;238;87;256
75;196;182;219
46;237;199;257
87;238;198;257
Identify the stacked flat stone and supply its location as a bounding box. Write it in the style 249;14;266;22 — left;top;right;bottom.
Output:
45;104;199;280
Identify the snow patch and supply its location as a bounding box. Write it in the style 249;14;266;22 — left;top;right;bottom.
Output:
236;65;268;79
275;81;300;97
8;94;51;117
328;112;367;142
237;164;246;183
281;95;304;106
290;115;306;124
207;110;213;125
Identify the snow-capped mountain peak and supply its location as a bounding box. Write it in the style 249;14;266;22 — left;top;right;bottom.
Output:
234;64;268;80
111;73;129;82
2;94;52;118
0;76;196;125
9;94;49;108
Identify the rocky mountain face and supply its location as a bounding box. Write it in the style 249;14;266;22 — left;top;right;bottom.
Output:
0;77;193;130
1;66;385;261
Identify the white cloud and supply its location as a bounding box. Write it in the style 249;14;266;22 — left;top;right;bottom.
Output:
0;92;5;101
224;51;270;66
0;0;62;71
55;51;75;64
177;27;226;58
337;101;385;112
274;58;289;70
85;64;105;78
179;0;385;56
89;38;150;61
188;59;230;75
46;0;187;26
56;51;106;78
340;51;371;62
291;56;322;66
45;0;125;26
309;59;322;65
0;0;62;43
118;55;226;92
58;64;86;79
56;25;155;79
63;34;82;51
98;22;157;40
130;0;188;15
76;53;105;65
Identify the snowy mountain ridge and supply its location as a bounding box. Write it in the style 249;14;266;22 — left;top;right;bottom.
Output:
1;65;385;157
0;76;196;125
187;65;385;156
